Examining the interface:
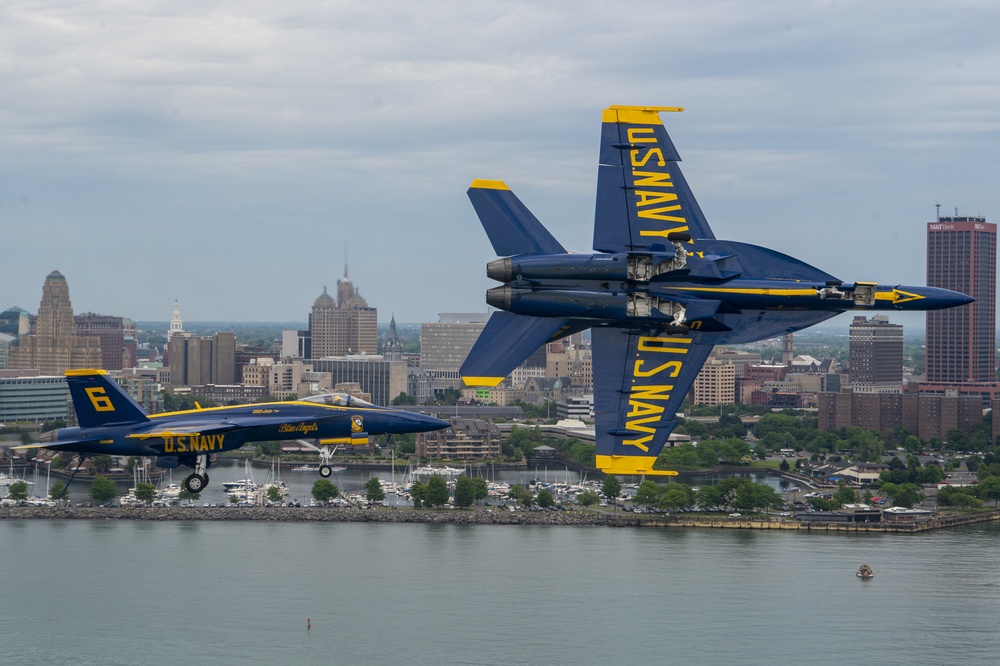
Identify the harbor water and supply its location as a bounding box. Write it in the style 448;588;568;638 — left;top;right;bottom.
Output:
2;516;999;665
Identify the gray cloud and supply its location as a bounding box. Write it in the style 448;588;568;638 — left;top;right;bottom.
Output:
2;1;998;325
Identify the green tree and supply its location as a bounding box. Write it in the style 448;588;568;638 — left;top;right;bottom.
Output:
311;479;340;503
391;392;417;405
7;480;29;501
659;485;695;511
134;482;157;504
91;455;114;473
975;476;1000;506
409;481;427;508
229;494;240;504
453;476;476;508
634;480;662;508
578;490;600;507
832;484;857;508
697;484;727;511
880;482;924;508
49;481;68;502
732;483;785;513
536;488;555;508
601;476;622;504
425;475;450;507
807;496;837;511
472;477;489;504
266;486;284;504
365;477;386;503
90;475;118;504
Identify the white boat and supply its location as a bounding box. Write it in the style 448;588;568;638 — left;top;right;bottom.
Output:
411;465;464;479
222;480;257;493
291;465;320;472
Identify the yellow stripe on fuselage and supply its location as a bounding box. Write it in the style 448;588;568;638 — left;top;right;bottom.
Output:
670;286;818;297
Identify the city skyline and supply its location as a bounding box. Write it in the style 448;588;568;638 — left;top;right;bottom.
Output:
3;3;1000;323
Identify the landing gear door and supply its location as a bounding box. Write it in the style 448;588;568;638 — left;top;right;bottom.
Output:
853;282;877;307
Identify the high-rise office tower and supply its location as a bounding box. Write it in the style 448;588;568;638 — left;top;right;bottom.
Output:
309;268;378;358
926;215;996;385
849;315;903;394
10;270;101;375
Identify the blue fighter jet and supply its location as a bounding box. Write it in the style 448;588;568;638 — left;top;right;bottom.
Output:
17;369;449;493
461;105;973;478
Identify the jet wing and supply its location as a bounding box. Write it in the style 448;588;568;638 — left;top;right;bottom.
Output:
594;105;715;253
712;309;841;345
461;311;573;386
592;326;714;476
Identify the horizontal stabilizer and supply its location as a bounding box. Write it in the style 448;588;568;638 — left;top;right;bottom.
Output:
461;311;572;386
467;180;566;256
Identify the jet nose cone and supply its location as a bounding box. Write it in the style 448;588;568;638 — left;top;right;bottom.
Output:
393;411;450;433
927;287;975;310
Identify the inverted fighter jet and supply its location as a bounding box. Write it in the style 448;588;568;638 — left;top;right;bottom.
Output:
461;105;973;477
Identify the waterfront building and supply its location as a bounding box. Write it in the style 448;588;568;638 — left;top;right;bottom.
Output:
849;315;903;394
415;418;502;460
923;215;998;400
9;271;101;375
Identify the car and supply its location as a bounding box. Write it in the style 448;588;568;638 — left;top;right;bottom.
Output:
729;512;742;518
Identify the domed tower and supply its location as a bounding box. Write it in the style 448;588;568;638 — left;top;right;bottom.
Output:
10;270;101;375
308;267;378;358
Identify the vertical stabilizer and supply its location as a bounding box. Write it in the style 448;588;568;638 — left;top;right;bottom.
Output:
66;369;150;428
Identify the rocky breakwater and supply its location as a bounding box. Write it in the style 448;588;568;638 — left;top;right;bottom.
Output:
0;505;642;527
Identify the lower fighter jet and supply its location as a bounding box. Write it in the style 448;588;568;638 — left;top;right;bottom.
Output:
16;369;449;493
461;105;973;477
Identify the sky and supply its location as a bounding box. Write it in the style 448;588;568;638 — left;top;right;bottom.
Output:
2;1;999;331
